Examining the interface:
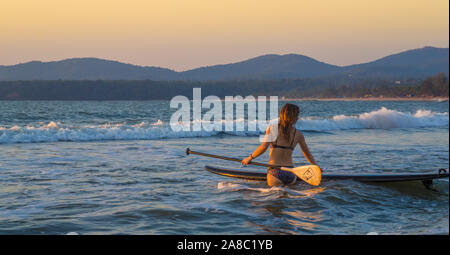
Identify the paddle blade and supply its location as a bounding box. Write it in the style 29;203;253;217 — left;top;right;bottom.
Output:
281;165;322;186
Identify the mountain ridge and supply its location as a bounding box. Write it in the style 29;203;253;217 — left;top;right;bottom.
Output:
0;46;448;81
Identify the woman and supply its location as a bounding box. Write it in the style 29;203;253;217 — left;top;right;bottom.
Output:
241;103;318;187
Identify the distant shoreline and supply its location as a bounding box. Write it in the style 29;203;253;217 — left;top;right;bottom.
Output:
280;97;449;102
0;97;448;102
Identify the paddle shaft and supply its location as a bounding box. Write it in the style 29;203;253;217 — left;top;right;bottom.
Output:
186;148;281;169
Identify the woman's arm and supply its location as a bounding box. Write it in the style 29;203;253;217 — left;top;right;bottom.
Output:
241;127;271;165
298;132;318;166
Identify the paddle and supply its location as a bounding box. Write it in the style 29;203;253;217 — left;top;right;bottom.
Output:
186;148;321;186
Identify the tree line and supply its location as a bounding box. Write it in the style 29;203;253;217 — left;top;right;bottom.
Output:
0;73;447;100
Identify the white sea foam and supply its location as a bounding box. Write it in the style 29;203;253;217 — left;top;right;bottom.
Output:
217;181;326;197
0;108;447;144
217;181;280;193
299;107;448;131
217;182;247;191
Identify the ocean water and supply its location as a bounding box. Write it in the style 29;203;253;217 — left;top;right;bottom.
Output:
0;100;448;235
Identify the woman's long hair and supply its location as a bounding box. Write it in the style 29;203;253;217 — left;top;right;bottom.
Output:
278;104;299;140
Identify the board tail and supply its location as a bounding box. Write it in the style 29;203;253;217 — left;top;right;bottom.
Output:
281;165;322;186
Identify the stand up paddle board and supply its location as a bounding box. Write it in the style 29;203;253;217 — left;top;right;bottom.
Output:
205;165;449;190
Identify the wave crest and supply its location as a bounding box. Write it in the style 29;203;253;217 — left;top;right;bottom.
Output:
300;107;448;131
0;108;447;144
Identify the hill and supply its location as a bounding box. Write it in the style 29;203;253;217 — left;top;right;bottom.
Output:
0;47;447;81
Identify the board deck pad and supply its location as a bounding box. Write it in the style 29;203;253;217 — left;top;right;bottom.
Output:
205;165;449;183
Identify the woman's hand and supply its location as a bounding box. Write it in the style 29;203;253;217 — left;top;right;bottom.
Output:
241;156;252;165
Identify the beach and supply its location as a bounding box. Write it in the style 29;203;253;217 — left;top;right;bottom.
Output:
281;97;449;102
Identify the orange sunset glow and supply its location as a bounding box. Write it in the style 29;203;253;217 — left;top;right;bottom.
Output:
1;0;448;70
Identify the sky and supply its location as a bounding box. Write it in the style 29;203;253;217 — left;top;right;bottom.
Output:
1;0;448;71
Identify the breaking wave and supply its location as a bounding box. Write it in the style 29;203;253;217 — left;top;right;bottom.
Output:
0;107;447;144
299;107;448;131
